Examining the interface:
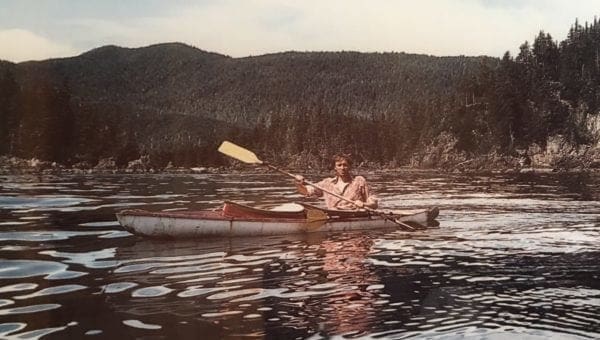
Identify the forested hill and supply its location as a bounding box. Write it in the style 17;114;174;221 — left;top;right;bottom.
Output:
0;43;493;167
1;18;599;170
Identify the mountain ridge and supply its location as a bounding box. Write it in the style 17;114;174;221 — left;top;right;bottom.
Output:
0;43;498;167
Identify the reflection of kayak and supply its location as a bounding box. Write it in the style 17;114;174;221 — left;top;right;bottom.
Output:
116;201;439;238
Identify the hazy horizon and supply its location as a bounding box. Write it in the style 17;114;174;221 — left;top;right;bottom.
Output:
1;0;599;63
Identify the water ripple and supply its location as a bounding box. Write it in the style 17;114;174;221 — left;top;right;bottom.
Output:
131;286;174;298
0;230;111;242
101;282;139;294
14;284;87;300
0;303;61;315
0;283;38;293
123;319;162;330
0;195;97;210
0;260;86;280
40;248;119;269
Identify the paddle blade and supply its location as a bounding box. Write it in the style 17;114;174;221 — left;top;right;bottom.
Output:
304;206;328;231
218;141;263;164
305;207;328;222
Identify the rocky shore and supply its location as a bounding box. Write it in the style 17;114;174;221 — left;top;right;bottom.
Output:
412;134;600;174
0;156;227;176
2;147;598;177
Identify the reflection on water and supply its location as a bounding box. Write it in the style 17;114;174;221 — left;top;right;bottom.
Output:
0;171;598;339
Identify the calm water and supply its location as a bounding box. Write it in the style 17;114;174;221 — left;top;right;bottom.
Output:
0;171;598;339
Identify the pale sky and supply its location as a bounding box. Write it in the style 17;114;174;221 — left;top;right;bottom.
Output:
0;0;599;62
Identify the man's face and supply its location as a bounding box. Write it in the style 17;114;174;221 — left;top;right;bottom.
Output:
334;159;350;178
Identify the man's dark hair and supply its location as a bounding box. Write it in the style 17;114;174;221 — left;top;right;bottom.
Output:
332;154;353;168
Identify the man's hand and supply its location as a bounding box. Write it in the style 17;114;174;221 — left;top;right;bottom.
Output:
354;200;365;208
294;175;309;196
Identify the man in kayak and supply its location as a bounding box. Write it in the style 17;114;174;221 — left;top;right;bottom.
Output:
294;154;378;210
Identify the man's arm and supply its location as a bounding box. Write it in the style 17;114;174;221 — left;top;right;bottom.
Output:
294;175;323;197
357;177;378;209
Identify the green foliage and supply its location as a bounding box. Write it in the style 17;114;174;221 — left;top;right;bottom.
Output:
0;64;18;155
456;19;600;155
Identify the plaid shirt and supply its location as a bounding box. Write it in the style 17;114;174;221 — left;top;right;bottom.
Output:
306;175;378;210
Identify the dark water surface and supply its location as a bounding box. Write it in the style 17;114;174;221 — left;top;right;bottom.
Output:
0;171;599;339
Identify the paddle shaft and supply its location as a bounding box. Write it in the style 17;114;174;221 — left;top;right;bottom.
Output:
265;164;415;231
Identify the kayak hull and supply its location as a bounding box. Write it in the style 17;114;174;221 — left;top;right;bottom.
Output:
116;203;439;238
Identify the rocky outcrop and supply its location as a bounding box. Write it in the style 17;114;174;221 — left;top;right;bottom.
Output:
411;132;600;173
524;135;600;172
0;157;64;175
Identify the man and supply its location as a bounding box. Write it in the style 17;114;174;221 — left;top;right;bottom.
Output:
294;154;378;210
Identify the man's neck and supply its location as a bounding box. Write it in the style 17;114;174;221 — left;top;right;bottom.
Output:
336;174;352;183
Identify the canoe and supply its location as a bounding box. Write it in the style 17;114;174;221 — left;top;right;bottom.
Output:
116;201;439;238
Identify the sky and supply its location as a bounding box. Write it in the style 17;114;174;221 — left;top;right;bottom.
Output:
0;0;599;63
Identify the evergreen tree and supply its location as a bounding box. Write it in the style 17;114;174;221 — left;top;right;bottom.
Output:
0;67;18;155
532;31;560;80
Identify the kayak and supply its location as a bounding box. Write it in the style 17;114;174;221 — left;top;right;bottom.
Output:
116;201;439;238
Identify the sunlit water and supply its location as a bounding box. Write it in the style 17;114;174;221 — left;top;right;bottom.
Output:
0;171;598;339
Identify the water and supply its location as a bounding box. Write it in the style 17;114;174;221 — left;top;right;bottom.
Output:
0;171;598;339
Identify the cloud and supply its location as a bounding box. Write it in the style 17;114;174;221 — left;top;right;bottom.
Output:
128;0;517;57
92;0;598;58
2;0;600;61
0;29;79;62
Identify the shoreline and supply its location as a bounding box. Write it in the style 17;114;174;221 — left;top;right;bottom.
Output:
1;156;597;177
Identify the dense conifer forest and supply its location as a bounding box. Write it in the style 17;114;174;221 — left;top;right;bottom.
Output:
0;18;599;170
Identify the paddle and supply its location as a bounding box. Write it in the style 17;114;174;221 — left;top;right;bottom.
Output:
217;141;416;231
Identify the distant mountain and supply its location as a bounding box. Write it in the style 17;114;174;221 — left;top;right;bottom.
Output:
15;43;230;116
15;43;491;125
1;42;494;167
